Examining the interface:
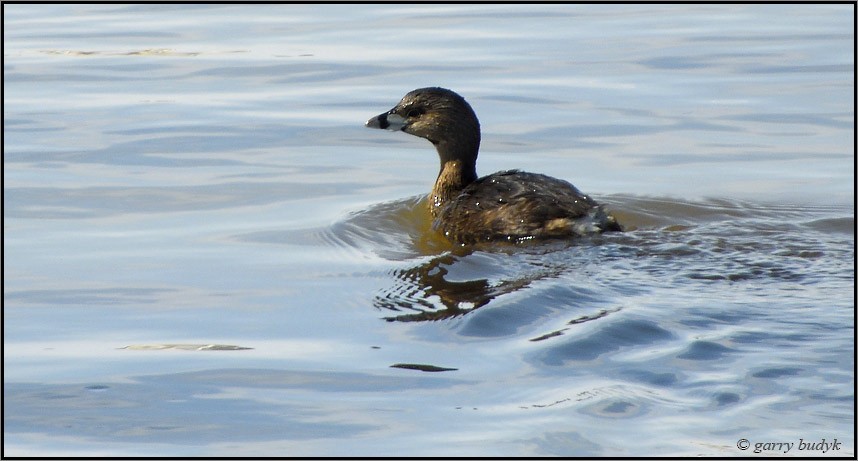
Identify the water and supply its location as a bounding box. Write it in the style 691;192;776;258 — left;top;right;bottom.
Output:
3;4;854;457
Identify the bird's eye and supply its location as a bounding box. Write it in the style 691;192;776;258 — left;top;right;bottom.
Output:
406;108;424;118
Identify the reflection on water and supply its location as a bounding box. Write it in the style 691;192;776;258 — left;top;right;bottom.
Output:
373;241;624;325
375;248;585;322
376;252;493;320
321;193;854;342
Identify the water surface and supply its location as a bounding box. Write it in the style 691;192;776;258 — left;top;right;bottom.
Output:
3;4;854;457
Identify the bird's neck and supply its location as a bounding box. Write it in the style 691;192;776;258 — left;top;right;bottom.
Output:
430;158;478;216
426;118;481;216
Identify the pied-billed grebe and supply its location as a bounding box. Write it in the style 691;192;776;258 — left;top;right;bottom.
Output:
365;87;621;244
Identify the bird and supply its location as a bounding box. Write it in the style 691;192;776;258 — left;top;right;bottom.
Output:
365;87;621;245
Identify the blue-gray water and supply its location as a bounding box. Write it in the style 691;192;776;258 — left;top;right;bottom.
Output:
3;4;854;457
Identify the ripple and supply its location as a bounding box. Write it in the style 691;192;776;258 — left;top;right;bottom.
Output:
325;195;453;260
676;341;737;361
312;194;854;347
537;318;675;364
751;367;802;379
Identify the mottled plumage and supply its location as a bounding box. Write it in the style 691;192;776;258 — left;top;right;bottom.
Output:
366;87;621;244
438;170;619;243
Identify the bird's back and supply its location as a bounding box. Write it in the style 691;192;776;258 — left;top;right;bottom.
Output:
435;170;621;244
